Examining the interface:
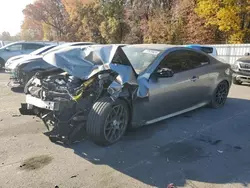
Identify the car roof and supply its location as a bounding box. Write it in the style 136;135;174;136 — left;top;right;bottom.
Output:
124;44;176;51
1;41;46;48
63;42;95;46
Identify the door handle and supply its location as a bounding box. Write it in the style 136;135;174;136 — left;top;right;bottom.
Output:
190;76;199;82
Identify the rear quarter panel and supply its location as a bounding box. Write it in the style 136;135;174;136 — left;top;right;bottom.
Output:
207;57;232;98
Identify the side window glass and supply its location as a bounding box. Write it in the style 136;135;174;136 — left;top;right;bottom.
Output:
6;44;22;51
159;50;210;73
23;44;43;50
159;51;192;73
187;51;210;68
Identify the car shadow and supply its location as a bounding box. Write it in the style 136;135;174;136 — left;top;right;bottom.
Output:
0;69;8;74
55;97;250;187
11;87;24;93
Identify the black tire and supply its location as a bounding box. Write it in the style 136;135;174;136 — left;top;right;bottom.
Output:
233;77;242;85
209;81;229;109
0;58;5;69
86;97;129;146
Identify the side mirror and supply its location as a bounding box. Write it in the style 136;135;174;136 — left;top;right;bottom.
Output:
156;68;174;78
5;48;10;51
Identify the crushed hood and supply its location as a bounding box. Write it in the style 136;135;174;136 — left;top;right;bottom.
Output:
43;45;137;83
42;44;152;98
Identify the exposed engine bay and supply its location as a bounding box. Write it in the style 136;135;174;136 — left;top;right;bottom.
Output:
20;68;119;144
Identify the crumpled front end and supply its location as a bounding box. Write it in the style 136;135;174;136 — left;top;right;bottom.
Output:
19;45;141;144
20;68;114;143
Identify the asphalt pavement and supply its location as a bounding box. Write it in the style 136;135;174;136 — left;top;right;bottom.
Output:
1;70;250;188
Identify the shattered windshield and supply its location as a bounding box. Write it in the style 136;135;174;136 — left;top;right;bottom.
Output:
122;46;162;74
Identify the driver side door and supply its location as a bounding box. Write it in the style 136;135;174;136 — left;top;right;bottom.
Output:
133;50;202;125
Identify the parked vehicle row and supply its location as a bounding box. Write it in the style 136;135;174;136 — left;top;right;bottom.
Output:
0;41;51;69
7;42;95;87
14;43;232;146
231;53;250;85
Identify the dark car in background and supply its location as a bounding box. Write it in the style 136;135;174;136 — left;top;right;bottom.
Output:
231;53;250;85
10;42;95;87
20;44;232;146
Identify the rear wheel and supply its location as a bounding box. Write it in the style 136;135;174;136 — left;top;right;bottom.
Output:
210;81;229;108
86;97;129;146
233;77;242;85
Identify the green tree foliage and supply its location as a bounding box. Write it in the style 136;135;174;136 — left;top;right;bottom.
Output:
23;0;69;40
0;32;12;41
196;0;250;43
21;17;44;40
0;32;20;41
99;0;129;43
19;0;250;44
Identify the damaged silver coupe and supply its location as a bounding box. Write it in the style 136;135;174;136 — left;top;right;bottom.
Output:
19;44;232;146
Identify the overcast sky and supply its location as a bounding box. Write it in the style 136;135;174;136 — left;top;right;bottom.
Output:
0;0;34;35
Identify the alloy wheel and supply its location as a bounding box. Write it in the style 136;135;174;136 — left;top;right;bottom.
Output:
104;104;128;143
215;82;229;105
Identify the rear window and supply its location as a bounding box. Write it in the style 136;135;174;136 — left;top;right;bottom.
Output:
200;47;213;54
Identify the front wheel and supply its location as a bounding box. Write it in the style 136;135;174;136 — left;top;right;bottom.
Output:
209;81;229;108
86;97;129;146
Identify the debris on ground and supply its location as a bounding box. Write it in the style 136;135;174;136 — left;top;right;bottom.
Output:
70;175;78;179
154;145;160;149
0;119;3;122
183;114;192;118
196;134;222;145
20;164;26;168
12;114;21;117
217;150;223;154
234;146;242;150
167;183;175;188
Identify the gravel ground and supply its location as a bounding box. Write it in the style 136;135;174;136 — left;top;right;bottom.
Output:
1;70;250;188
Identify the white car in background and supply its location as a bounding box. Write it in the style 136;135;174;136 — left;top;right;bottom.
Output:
5;45;57;72
0;42;48;69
